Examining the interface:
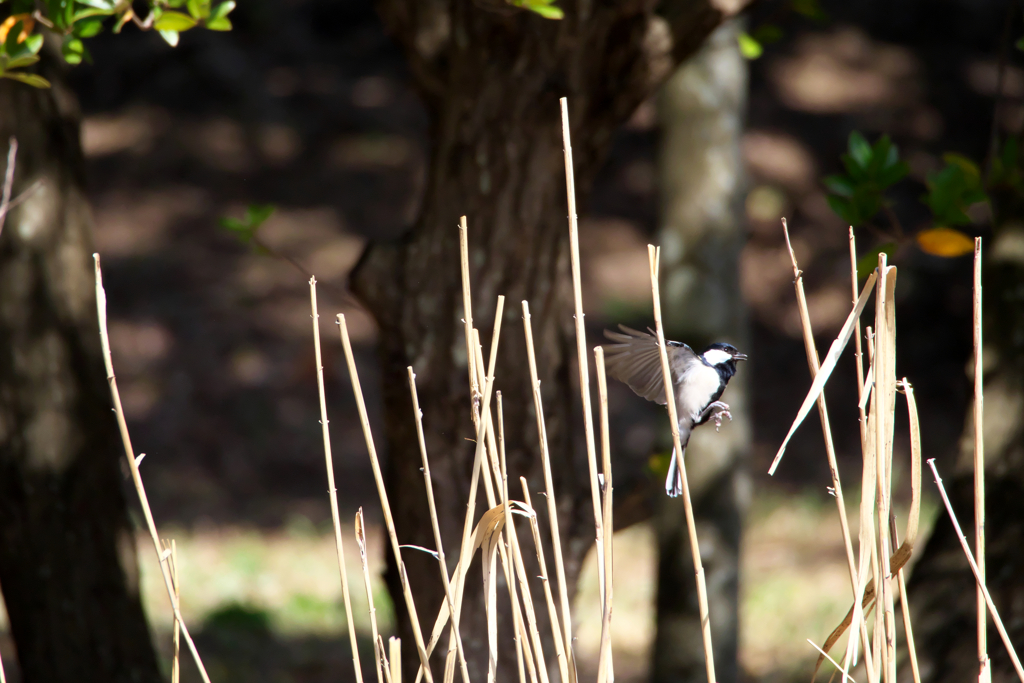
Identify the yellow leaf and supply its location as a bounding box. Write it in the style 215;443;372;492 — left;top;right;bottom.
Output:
0;14;35;44
916;227;975;257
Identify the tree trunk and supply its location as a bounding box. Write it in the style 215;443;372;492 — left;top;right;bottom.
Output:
353;1;729;679
0;59;162;682
650;20;749;683
906;166;1024;683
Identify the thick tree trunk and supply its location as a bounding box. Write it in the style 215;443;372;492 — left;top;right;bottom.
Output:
353;1;729;680
650;20;749;683
0;60;162;682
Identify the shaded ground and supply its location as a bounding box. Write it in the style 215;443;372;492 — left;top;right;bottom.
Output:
0;0;1015;680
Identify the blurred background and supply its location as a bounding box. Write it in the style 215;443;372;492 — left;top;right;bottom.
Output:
0;0;1016;681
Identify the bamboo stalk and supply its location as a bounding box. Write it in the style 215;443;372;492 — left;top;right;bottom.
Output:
973;237;990;683
647;245;716;683
310;278;364;683
357;508;386;683
93;254;212;683
407;367;472;683
522;300;575;682
594;348;615;683
782;220;874;674
560;97;606;605
338;314;435;683
926;459;1024;682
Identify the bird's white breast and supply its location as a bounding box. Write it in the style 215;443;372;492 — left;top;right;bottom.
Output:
677;363;722;422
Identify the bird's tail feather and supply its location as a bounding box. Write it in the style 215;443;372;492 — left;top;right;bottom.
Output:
665;446;684;497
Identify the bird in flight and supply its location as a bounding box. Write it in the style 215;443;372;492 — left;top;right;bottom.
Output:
603;325;747;497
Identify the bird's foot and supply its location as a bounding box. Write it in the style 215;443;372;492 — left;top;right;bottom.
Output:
705;401;732;431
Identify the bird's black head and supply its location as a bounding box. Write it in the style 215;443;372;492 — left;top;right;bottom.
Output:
700;343;747;381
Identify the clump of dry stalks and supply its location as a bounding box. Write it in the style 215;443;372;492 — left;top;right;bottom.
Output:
72;98;1022;683
770;221;1023;683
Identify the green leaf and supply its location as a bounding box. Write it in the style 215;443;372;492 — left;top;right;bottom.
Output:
2;71;51;88
158;29;179;46
922;158;989;227
61;37;85;64
209;0;235;19
23;32;42;54
73;17;105;38
154;11;197;31
527;4;563;18
1017;36;1024;52
245;204;276;227
848;131;872;170
71;7;115;21
4;53;38;69
75;0;115;9
857;242;896;279
219;204;276;245
790;0;827;21
738;32;763;59
186;0;208;19
206;15;231;30
824;175;855;197
826;195;859;226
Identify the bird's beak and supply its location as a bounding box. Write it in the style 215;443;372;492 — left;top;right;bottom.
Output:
733;352;748;361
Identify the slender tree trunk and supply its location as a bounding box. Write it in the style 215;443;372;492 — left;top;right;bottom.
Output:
0;59;162;682
650;20;749;683
353;2;731;679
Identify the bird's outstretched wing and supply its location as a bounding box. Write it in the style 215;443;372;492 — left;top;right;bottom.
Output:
602;325;700;405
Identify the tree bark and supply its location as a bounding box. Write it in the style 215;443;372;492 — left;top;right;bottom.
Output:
353;1;729;680
650;20;749;683
0;59;162;682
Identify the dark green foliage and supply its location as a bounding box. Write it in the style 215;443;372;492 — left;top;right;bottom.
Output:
922;154;988;228
824;132;909;227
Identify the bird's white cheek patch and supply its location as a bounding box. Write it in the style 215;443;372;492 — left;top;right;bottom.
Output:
702;349;732;366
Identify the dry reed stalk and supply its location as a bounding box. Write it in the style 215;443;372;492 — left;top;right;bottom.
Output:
872;257;897;683
769;270;878;475
522;300;575;683
889;516;921;683
973;238;990;683
926;459;1024;682
782;223;861;594
849;228;868;444
594;348;614;683
808;639;856;683
310;278;364;683
519;478;569;683
357;507;386;683
647;245;716;683
460;216;480;408
407;367;472;683
559;97;606;604
338;315;435;683
380;635;395;683
169;539;181;683
0;635;5;683
93;254;212;683
392;637;403;683
781;221;874;676
495;394;552;683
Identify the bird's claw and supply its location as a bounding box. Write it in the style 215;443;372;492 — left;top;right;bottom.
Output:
705;401;732;431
